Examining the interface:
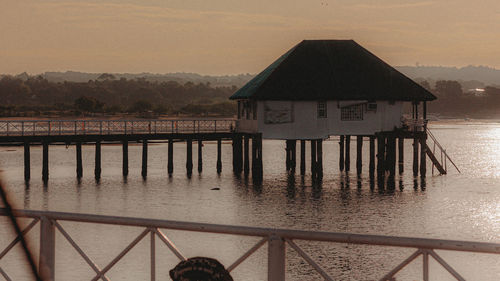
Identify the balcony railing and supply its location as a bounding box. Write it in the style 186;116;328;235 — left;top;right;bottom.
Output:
0;209;498;281
0;119;236;136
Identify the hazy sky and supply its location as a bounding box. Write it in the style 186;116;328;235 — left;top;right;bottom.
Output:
2;0;500;75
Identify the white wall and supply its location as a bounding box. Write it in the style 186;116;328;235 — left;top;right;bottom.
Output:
245;100;403;139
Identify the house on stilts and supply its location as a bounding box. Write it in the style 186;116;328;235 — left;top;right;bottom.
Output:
230;40;455;180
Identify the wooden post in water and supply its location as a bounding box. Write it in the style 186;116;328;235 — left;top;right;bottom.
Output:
285;140;291;172
300;140;306;175
310;140;317;177
168;138;173;175
339;135;345;171
376;135;385;177
76;142;83;179
369;136;375;178
42;141;49;183
420;136;427;177
356;136;363;175
387;136;396;180
290;140;296;173
413;137;419;177
95;141;101;180
232;135;243;174
345;135;351;172
186;139;193;176
244;135;250;175
122;140;128;176
198;139;203;173
142;139;148;178
316;139;323;179
251;133;263;180
24;142;30;181
216;139;222;174
398;138;404;174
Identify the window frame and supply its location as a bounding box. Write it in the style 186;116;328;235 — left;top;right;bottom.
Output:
317;101;327;118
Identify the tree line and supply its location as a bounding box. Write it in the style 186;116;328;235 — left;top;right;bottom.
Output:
0;75;237;117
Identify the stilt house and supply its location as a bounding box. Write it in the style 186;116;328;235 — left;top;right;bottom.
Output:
230;40;436;139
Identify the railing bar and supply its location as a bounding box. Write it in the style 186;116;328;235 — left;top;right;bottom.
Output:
378;249;422;281
286;238;334;281
150;230;155;281
423;250;429;281
0;218;39;260
154;228;186;261
0;266;12;281
53;221;108;280
428;250;466;281
227;237;267;272
91;228;150;281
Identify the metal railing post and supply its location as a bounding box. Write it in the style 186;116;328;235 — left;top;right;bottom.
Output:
39;216;55;281
423;250;429;281
47;121;51;136
150;229;155;281
268;235;286;281
214;120;217;133
59;121;62;135
6;122;9;136
21;121;24;136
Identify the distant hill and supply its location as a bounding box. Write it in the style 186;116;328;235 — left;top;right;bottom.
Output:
42;71;254;88
395;65;500;87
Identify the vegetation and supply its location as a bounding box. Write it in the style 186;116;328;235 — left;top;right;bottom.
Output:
0;76;237;117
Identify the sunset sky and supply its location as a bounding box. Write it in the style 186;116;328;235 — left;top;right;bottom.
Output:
2;0;500;75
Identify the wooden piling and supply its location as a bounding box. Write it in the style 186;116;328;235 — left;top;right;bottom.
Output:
24;142;30;181
316;139;323;179
290;140;296;173
244;135;250;175
310;140;317;176
376;135;385;177
285;140;291;171
232;135;243;174
420;136;427;177
42;142;49;182
413;137;419;177
398;138;404;174
300;140;306;175
122;140;128;176
387;136;396;180
186;139;193;176
356;136;363;175
198;139;203;173
168;138;173;175
251;134;263;180
216;139;222;174
95;141;101;180
142;139;148;178
345;135;351;172
339;135;345;171
369;136;375;178
76;142;83;178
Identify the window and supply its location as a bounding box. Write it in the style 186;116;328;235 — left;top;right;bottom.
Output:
341;104;363;121
317;101;327;118
367;103;377;112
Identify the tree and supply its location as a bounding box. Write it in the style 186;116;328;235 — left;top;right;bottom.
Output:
434;80;462;98
128;100;153;112
74;96;104;112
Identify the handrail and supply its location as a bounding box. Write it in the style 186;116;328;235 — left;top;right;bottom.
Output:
426;128;461;173
1;208;498;281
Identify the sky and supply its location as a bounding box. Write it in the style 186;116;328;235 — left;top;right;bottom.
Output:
1;0;500;75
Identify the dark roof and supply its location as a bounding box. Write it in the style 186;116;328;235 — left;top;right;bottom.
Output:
230;40;436;101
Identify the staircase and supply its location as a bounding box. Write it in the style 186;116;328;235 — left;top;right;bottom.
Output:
424;128;460;175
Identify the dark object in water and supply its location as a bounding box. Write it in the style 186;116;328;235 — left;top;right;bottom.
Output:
211;187;220;190
169;257;233;281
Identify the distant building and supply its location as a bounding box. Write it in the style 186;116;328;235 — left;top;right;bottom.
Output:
230;40;436;139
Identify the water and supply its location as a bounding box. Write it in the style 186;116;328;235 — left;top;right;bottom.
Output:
0;121;499;280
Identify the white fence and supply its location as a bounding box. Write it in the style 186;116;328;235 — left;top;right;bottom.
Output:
0;209;498;281
0;120;236;136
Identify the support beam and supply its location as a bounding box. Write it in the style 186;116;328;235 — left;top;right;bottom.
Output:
142;139;148;178
369;136;375;178
387;136;396;180
300;140;306;175
95;141;101;180
232;135;243;174
24;142;30;181
216;139;222;174
122;140;128;177
316;139;323;179
356;136;363;175
244;135;250;175
413;137;419;177
251;134;263;180
76;142;83;179
285;140;291;171
420;136;427;177
168;138;173;175
42;142;49;183
198;139;203;173
398;138;404;174
376;135;385;177
186;139;193;176
290;140;297;173
310;140;317;177
345;135;351;172
339;135;345;171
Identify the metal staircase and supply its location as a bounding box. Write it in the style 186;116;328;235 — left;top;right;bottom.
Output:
424;128;460;175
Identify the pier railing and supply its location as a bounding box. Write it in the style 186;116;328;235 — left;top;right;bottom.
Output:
1;209;498;281
0;119;236;136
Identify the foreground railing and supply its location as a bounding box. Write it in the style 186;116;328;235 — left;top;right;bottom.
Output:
0;209;498;281
0;119;236;136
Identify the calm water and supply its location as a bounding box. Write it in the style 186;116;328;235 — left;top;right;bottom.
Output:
0;121;499;280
